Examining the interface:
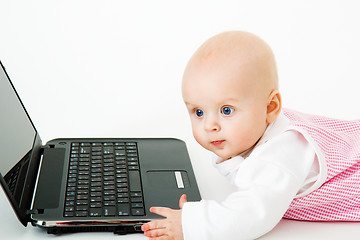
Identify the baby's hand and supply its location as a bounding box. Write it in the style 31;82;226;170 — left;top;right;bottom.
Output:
142;194;187;240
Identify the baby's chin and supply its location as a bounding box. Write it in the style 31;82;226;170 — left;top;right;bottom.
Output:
211;151;235;162
200;142;237;161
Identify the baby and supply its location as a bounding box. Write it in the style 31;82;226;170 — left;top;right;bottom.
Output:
142;31;360;240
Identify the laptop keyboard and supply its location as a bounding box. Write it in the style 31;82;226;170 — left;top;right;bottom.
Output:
4;164;21;194
63;142;145;218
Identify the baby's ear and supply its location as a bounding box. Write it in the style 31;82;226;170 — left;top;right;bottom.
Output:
266;90;282;124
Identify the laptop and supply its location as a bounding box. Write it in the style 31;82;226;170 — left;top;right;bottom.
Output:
0;61;201;235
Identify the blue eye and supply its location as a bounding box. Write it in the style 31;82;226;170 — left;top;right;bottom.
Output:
221;106;234;115
195;109;204;117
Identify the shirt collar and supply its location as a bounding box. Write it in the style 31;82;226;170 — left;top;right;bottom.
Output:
256;110;290;147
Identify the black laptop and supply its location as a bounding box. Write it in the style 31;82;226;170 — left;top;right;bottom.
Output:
0;61;201;234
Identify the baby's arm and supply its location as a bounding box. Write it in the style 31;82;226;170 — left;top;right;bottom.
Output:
142;194;187;240
181;131;317;240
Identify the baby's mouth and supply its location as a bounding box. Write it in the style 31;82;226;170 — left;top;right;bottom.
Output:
211;140;225;147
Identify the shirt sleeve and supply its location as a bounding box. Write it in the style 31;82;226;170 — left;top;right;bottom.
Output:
181;130;316;240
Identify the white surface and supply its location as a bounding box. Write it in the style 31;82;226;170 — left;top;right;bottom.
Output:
1;143;360;240
1;0;360;239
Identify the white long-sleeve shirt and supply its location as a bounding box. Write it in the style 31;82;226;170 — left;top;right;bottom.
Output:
181;112;326;240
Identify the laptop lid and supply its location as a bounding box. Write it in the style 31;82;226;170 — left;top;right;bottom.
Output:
0;61;44;226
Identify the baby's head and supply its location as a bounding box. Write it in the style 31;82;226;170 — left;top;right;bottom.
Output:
182;31;281;161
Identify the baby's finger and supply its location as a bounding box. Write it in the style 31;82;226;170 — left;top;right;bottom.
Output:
150;207;172;217
179;194;187;209
148;236;168;240
141;220;166;232
144;228;168;238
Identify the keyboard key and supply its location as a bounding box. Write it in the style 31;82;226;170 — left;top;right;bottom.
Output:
90;208;102;217
129;171;142;192
103;147;114;154
131;197;143;203
115;150;125;156
80;147;90;154
128;166;139;170
104;200;116;206
132;202;144;208
78;180;89;185
91;177;102;182
104;180;114;186
76;205;88;211
104;195;115;201
104;176;115;181
75;211;88;217
92;147;102;152
78;175;89;180
78;190;89;195
130;192;142;197
90;191;101;197
90;202;101;208
117;182;128;188
117;203;130;216
65;206;74;212
118;197;129;203
117;187;128;193
77;195;88;200
90;196;101;202
104;185;115;190
77;185;89;190
117;192;129;198
104;207;116;216
104;190;115;195
64;212;74;217
91;182;102;187
76;200;88;205
104;171;114;176
79;166;90;171
66;191;75;196
91;168;102;173
91;187;101;192
132;208;145;216
66;196;75;201
128;161;138;166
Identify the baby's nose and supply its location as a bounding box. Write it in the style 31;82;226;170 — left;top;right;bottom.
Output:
204;116;221;132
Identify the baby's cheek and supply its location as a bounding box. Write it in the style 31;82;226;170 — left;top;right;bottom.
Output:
193;131;207;148
192;131;201;144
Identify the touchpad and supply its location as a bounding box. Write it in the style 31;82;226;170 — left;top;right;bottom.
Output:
147;171;189;189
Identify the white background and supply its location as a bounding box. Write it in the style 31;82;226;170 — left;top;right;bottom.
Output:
1;0;360;239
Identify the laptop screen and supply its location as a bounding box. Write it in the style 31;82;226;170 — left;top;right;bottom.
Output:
0;62;36;204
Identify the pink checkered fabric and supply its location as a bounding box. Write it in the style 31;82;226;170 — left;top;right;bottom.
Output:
282;109;360;221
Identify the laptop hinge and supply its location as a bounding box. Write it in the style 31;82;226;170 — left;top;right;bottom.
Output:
26;208;44;216
26;209;38;215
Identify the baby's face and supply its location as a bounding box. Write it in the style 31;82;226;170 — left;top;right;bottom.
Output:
182;59;270;161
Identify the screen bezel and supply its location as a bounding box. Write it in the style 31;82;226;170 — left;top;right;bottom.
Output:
0;61;43;226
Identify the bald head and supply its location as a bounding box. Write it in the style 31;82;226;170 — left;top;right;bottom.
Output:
182;31;283;159
183;31;279;95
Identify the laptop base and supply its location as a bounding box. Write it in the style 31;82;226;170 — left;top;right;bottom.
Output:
32;221;145;235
